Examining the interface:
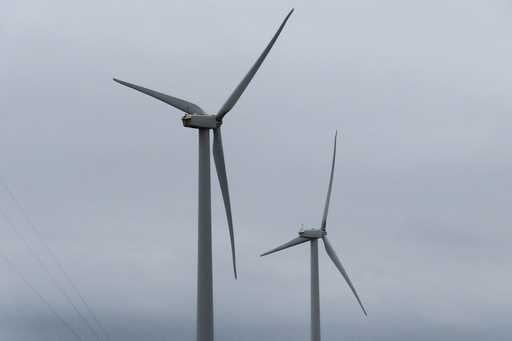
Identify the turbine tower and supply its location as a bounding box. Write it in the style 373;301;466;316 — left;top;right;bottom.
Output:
261;132;367;341
113;9;293;341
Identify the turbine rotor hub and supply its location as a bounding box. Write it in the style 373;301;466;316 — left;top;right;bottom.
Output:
182;114;222;129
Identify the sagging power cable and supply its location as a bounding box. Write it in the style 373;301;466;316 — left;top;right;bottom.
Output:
0;179;106;340
0;247;83;341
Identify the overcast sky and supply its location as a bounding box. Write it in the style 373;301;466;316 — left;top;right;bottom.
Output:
2;0;512;340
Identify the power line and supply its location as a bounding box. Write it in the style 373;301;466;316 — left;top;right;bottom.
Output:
0;178;110;340
0;248;83;341
0;200;102;341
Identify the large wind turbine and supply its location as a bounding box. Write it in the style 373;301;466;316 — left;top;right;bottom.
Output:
261;132;367;341
113;9;293;341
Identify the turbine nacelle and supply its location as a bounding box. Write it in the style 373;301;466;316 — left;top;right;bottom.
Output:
182;114;221;129
299;229;325;239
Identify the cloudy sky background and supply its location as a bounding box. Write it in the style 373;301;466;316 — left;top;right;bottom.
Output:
2;0;512;340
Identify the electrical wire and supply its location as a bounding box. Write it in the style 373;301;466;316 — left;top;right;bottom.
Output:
0;202;102;341
0;178;111;340
0;247;83;341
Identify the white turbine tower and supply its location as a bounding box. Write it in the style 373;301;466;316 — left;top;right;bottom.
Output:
113;9;293;341
261;132;367;341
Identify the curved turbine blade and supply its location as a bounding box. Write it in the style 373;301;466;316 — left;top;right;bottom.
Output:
321;131;337;231
260;236;309;257
212;128;237;279
216;9;294;119
322;236;367;316
113;78;205;115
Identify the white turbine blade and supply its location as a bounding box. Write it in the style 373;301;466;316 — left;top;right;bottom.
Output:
212;128;237;279
113;78;205;115
216;9;294;119
322;236;367;316
321;131;337;231
260;236;309;257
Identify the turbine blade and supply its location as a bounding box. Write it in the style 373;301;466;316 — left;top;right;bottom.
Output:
212;128;237;279
113;78;205;115
321;131;338;231
216;9;294;119
322;236;367;316
260;236;309;257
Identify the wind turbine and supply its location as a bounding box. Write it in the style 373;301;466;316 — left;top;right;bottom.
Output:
261;132;367;341
113;9;294;341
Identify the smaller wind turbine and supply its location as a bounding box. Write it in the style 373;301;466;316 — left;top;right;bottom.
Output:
261;132;366;341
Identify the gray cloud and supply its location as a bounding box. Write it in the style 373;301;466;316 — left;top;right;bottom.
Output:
2;0;512;340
